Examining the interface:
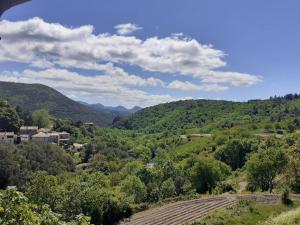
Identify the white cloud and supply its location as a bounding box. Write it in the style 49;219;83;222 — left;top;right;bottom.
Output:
0;68;178;107
167;80;229;92
0;18;261;87
0;18;263;106
114;23;142;35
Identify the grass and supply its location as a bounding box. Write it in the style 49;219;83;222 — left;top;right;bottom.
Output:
175;136;212;155
260;207;300;225
188;200;299;225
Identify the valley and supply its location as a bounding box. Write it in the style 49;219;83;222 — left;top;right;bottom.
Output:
1;84;300;225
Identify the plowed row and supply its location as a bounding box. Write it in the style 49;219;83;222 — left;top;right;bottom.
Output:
119;195;280;225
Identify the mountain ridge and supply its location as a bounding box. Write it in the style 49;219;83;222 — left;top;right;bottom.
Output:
78;102;142;117
0;81;114;126
115;94;300;133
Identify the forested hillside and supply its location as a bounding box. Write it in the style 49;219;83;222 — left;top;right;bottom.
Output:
116;95;300;133
0;81;113;126
2;95;300;225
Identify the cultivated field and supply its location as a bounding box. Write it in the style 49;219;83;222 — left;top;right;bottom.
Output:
119;195;281;225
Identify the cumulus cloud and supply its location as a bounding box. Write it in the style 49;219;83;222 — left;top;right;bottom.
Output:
0;18;260;87
115;23;142;35
167;80;229;92
0;68;178;107
0;18;262;106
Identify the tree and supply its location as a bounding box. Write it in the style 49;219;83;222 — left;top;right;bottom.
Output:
57;173;130;225
0;143;75;189
16;106;32;126
26;171;58;208
0;100;22;132
0;144;18;189
285;146;300;193
189;157;230;193
121;161;144;177
32;109;52;128
215;139;258;170
120;176;147;204
0;190;81;225
160;179;176;198
246;147;289;192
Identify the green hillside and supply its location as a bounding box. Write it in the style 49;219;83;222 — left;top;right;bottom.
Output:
0;81;113;126
115;95;300;133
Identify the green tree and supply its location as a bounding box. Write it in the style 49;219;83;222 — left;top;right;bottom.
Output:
0;143;75;189
246;147;289;192
26;171;58;209
120;176;147;204
0;144;18;189
0;100;23;132
0;190;75;225
32;109;52;128
189;157;230;193
160;179;176;199
58;173;130;225
285;146;300;193
215;139;258;170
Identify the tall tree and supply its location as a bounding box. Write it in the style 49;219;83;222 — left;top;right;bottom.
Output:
32;109;52;128
246;147;289;192
0;100;23;132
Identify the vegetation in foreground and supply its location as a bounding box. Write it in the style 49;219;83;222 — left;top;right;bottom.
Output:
261;206;300;225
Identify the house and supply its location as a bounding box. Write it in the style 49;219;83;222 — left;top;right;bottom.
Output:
73;143;84;151
6;186;17;190
20;134;30;142
84;122;94;126
20;126;38;137
31;131;70;145
58;132;70;144
38;128;52;133
0;132;15;143
48;132;60;143
32;132;50;143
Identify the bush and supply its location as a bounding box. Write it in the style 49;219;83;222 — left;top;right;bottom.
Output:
160;179;176;199
120;176;147;204
189;157;231;193
212;182;236;195
281;189;293;206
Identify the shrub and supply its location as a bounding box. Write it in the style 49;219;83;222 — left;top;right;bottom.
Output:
281;189;293;206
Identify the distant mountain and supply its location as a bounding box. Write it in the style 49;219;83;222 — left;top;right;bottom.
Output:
130;106;142;113
115;95;300;133
0;81;114;126
80;102;142;117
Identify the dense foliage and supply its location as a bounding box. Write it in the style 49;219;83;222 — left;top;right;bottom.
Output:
0;190;90;225
116;95;300;133
2;93;300;224
0;143;75;189
0;99;22;132
32;109;53;128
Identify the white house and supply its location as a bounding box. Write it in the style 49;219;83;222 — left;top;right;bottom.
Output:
20;134;30;142
32;132;50;142
0;132;15;143
20;126;38;138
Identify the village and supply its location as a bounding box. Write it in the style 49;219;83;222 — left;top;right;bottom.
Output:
0;126;70;145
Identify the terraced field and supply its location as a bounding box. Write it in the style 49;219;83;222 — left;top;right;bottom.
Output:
119;195;280;225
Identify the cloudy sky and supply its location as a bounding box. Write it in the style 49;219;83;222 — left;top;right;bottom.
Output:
0;0;299;107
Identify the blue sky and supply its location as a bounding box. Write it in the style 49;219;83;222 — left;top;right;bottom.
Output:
0;0;299;107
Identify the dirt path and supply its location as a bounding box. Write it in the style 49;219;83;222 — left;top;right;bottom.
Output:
119;194;281;225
